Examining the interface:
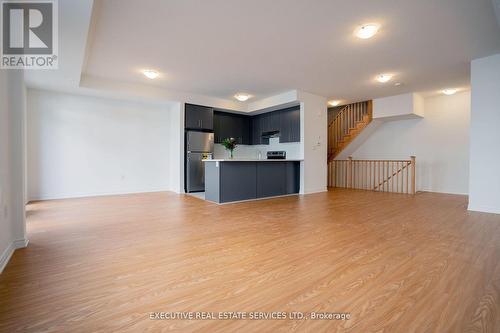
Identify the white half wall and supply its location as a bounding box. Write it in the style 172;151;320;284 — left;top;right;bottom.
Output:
0;70;28;274
27;89;175;200
373;93;424;119
469;53;500;214
350;91;470;195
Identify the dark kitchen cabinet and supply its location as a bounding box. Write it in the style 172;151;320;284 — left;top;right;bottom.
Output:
214;112;251;145
234;115;251;145
261;111;280;133
279;106;300;143
205;161;300;203
256;162;287;198
220;162;257;202
214;112;230;143
213;112;223;143
285;161;300;194
210;105;300;146
251;115;269;145
251;116;260;145
185;104;214;131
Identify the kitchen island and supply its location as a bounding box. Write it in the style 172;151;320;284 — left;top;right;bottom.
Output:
203;159;302;203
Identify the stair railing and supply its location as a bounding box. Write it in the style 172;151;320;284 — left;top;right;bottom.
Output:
328;156;416;194
328;101;372;159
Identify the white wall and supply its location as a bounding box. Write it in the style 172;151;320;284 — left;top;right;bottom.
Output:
298;91;328;194
27;89;175;200
168;102;184;193
350;91;470;195
0;70;28;274
469;54;500;214
373;93;424;119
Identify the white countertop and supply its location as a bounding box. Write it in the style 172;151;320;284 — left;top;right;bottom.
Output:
203;159;303;162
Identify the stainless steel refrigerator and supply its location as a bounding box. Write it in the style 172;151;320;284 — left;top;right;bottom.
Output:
186;131;214;192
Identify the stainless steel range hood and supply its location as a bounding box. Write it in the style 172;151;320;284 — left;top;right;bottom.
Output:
261;130;280;138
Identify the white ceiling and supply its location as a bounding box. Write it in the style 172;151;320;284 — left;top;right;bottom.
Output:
26;0;500;106
82;0;500;103
25;0;94;91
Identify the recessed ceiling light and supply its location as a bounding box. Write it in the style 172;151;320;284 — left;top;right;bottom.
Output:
376;74;393;83
328;100;341;107
442;88;457;95
143;70;159;79
234;93;251;102
394;82;402;86
355;24;380;39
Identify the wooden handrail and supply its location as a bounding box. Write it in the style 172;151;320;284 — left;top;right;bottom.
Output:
331;105;349;124
328;101;372;161
328;156;416;194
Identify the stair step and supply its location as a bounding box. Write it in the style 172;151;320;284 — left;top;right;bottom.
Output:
329;103;373;158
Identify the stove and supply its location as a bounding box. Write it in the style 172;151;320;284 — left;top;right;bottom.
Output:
267;151;286;160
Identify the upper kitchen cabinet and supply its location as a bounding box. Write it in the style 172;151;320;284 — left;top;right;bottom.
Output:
261;111;280;133
209;105;300;145
213;111;223;142
236;115;251;145
214;112;251;145
185;104;214;131
279;106;300;143
251;115;269;145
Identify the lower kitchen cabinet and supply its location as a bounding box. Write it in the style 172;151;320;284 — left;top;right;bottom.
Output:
204;161;301;203
256;162;286;198
285;162;300;194
220;162;257;202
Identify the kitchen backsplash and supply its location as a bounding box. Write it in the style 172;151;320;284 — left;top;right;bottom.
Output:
213;137;302;159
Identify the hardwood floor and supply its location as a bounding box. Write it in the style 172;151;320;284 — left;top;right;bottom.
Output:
1;189;500;332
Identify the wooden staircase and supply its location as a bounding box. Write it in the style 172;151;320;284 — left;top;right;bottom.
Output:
328;101;373;160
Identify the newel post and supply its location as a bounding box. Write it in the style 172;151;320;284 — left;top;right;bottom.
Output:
411;156;416;194
347;156;353;188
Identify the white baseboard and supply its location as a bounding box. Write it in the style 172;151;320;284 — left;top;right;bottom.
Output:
0;238;29;274
28;188;171;202
14;238;29;248
301;187;328;195
468;204;500;215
